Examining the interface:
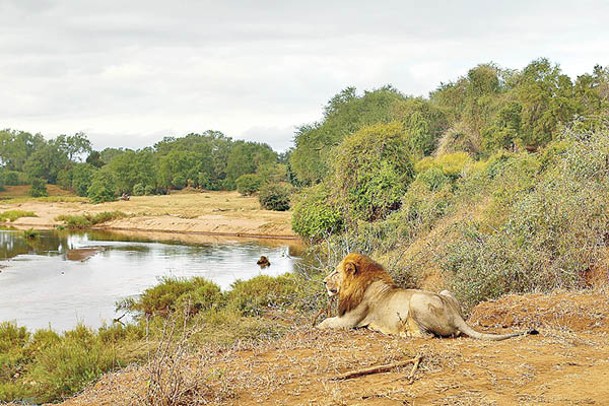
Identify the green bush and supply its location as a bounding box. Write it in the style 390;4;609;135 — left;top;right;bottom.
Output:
55;211;127;230
258;182;292;211
441;128;609;310
227;274;303;316
331;122;415;222
1;170;26;186
132;183;145;196
124;277;225;318
26;325;123;403
291;184;344;239
0;210;37;222
29;178;48;197
235;174;262;196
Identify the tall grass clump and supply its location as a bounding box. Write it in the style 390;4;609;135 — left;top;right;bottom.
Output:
0;322;134;404
120;277;225;319
55;211;127;230
0;210;37;222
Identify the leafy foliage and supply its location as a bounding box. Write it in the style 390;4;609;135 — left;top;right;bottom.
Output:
331;122;415;222
235;174;262;196
258;182;292;211
291;184;344;239
29;178;48;197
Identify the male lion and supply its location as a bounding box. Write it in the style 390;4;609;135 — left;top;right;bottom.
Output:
317;253;538;340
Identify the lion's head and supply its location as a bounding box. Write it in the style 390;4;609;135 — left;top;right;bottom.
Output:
326;253;395;316
323;269;342;297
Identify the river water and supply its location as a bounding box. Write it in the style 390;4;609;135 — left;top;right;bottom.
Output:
0;229;301;331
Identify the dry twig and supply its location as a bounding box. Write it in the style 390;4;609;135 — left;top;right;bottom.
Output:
332;355;422;381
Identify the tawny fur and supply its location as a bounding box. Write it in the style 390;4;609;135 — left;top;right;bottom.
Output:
317;253;538;341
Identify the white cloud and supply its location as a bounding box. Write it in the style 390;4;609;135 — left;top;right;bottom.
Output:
1;0;608;151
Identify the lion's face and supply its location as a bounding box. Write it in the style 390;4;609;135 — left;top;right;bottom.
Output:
323;268;342;297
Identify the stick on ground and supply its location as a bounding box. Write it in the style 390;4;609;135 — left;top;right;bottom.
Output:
332;356;421;381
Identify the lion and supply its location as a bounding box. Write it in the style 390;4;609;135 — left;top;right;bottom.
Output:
317;253;538;340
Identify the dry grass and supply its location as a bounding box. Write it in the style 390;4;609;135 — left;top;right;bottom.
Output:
59;288;609;405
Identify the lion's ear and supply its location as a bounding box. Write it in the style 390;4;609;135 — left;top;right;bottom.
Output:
344;261;358;275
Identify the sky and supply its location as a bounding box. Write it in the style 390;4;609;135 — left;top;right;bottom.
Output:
1;0;608;152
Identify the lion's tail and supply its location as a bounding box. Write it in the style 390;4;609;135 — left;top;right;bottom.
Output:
455;318;539;341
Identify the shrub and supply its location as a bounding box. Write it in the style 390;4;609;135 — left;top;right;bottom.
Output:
258;182;292;211
0;210;37;222
132;183;145;196
55;211;127;230
1;170;26;186
442;128;609;310
227;274;303;316
26;325;123;403
124;277;225;318
29;178;48;197
291;184;344;239
331;122;414;222
235;174;262;196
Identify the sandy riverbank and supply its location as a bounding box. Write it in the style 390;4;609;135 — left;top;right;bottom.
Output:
0;191;298;241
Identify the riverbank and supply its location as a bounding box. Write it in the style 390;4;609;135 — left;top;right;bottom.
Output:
0;190;297;240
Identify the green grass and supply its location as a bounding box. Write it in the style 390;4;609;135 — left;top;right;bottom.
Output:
55;211;128;230
0;210;37;222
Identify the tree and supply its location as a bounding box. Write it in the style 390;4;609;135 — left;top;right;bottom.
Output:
87;169;116;203
290;86;410;185
514;58;576;147
225;141;277;188
56;132;92;162
29;178;48;197
0;129;45;171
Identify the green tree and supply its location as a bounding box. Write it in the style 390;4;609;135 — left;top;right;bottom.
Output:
290;86;409;185
87;169;116;203
106;149;156;194
225;141;277;188
514;58;576;147
0;129;45;171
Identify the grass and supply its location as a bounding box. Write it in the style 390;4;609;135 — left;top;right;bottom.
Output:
0;210;37;222
55;211;129;230
0;271;319;404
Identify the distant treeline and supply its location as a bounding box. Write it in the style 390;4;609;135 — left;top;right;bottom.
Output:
1;58;607;203
0;130;286;202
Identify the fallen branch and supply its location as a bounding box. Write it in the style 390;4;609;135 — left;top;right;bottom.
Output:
407;354;422;384
332;355;422;381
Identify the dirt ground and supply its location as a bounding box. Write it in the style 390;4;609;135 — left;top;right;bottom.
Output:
0;190;296;240
61;289;609;406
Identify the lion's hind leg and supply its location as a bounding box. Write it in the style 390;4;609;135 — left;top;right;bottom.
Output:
398;314;434;339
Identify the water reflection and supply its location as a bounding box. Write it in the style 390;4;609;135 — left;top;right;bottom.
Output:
0;229;301;331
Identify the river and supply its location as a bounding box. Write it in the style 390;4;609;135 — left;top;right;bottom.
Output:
0;229;301;331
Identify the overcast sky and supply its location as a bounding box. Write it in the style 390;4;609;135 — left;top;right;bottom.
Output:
1;0;608;152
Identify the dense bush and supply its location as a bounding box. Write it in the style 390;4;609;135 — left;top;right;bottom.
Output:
0;322;128;404
331;122;415;222
123;277;225;318
258;182;292;211
291;184;344;239
235;173;262;196
227;274;305;316
29;178;48;197
441;128;609;309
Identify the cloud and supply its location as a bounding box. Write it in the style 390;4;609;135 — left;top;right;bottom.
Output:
1;0;608;151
